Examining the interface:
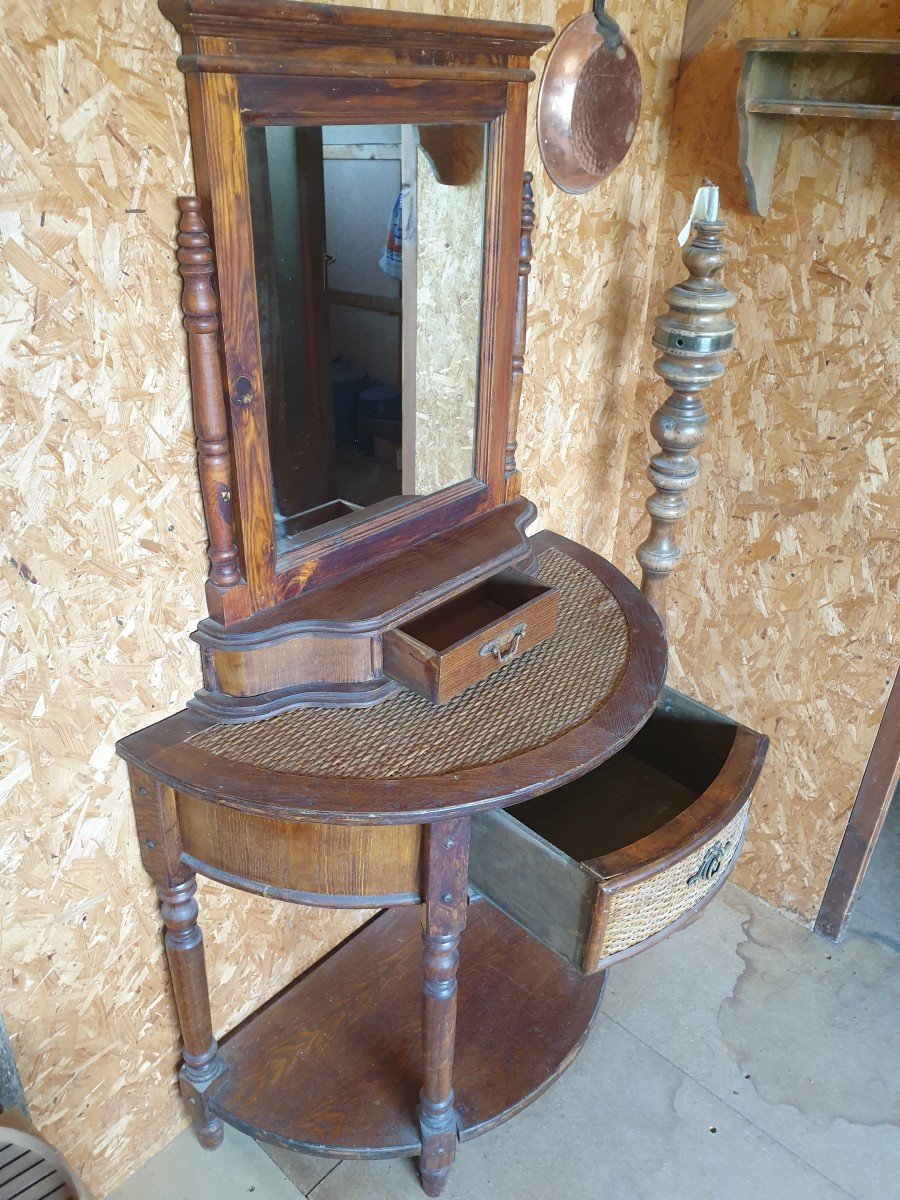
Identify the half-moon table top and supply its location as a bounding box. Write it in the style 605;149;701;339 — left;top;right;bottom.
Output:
116;531;667;824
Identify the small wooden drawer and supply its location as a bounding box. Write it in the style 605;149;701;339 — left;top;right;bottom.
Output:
470;687;768;972
383;568;559;704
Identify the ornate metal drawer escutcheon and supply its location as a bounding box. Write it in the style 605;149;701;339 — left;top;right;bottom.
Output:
687;840;732;886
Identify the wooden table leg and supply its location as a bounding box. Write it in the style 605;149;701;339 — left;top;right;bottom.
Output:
417;817;470;1197
158;877;226;1148
129;765;226;1150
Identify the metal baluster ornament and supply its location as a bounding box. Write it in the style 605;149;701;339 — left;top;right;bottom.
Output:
637;214;736;627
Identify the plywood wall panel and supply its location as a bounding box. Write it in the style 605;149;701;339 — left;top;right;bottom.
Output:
614;0;899;922
414;142;484;495
10;0;889;1187
0;2;369;1193
517;0;688;557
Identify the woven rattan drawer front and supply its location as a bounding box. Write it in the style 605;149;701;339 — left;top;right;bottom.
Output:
470;687;767;974
586;800;750;967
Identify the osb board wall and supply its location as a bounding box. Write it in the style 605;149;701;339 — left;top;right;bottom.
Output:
0;1;371;1193
0;0;687;1193
517;1;687;554
613;0;899;921
414;143;484;495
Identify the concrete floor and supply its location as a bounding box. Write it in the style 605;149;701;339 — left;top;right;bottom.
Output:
110;804;899;1200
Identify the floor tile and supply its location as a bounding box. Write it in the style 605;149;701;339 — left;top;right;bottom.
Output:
111;871;897;1200
604;883;900;1200
107;1125;306;1200
260;1142;338;1194
308;1013;850;1200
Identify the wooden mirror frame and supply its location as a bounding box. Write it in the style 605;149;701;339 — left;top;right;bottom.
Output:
160;0;553;625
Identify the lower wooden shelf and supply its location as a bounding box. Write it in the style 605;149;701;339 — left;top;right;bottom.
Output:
207;898;606;1159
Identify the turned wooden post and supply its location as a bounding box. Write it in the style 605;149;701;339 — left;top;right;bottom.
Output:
637;216;736;627
158;877;225;1149
128;767;225;1149
176;197;247;623
418;817;470;1197
504;173;536;502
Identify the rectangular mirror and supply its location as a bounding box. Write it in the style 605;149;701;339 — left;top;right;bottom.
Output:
245;121;488;552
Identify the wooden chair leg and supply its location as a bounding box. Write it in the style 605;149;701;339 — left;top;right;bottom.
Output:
158;877;225;1149
417;818;470;1197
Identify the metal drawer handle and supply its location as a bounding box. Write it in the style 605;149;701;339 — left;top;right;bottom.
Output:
687;840;732;886
479;622;526;664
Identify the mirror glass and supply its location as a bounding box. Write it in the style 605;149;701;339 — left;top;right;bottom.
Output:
245;122;488;550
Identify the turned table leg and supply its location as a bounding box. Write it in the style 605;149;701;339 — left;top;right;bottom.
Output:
158;877;225;1148
418;817;470;1197
128;765;226;1149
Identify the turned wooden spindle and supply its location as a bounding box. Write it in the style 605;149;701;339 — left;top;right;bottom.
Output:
158;877;225;1149
176;197;241;596
637;215;736;627
504;173;536;501
417;818;470;1197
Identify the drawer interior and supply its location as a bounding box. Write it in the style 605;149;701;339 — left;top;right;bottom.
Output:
397;572;552;653
470;688;766;973
504;689;741;862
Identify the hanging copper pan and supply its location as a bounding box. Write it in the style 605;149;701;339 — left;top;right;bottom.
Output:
537;0;642;194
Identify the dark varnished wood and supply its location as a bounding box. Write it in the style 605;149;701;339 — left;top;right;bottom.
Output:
129;765;192;889
503;173;535;502
815;667;900;942
205;900;605;1159
176;198;249;624
417;820;470;1195
160;0;552;59
239;74;509;124
115;9;715;1195
188;677;400;723
383;568;558;706
159;0;553;622
116;533;668;825
198;499;536;640
272;483;489;606
186;497;538;716
177;793;422;902
199;65;279;611
129;766;226;1147
190;56;537;84
158;877;226;1148
180;855;420;909
582;691;768;880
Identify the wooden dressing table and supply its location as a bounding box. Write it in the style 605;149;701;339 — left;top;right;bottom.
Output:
117;4;767;1194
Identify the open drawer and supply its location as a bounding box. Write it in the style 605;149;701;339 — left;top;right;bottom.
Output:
383;567;559;704
469;687;768;972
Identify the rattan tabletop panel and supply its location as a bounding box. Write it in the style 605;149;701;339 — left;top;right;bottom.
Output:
190;548;630;780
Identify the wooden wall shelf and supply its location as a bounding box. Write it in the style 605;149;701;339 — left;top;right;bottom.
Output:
746;99;899;120
736;38;900;216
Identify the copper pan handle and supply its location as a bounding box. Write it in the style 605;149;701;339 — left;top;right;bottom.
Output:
593;0;623;51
